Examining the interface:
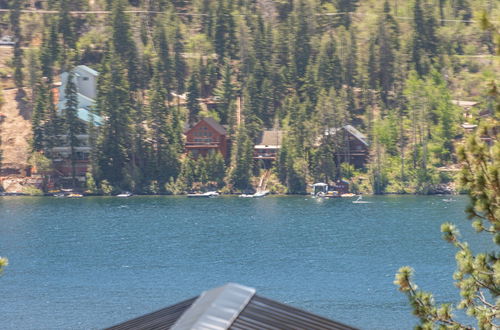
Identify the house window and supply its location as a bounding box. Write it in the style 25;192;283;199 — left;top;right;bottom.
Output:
82;77;89;81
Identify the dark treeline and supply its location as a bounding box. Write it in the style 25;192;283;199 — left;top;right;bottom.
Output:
6;0;498;194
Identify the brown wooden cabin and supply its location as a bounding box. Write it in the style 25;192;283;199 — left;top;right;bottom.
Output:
323;125;369;169
184;118;229;159
253;130;284;166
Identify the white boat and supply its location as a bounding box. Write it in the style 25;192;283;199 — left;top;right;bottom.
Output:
67;193;83;198
117;191;133;198
253;190;269;197
187;191;219;198
239;194;254;198
239;191;269;198
352;195;371;204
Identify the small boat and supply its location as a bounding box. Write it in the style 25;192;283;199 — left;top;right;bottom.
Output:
53;192;65;198
67;193;83;198
187;191;219;198
117;191;133;198
252;190;269;198
239;194;254;198
240;191;269;198
341;193;356;198
352;195;371;204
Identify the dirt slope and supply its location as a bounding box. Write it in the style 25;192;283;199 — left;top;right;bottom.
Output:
0;88;31;171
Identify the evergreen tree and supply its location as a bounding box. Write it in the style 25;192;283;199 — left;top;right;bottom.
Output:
64;71;80;187
411;0;440;76
154;23;173;99
59;0;76;50
213;0;237;62
10;0;23;89
111;0;141;90
453;0;472;23
96;50;133;188
214;62;235;124
317;33;342;91
31;82;47;152
229;125;253;190
187;70;201;124
39;19;59;83
206;151;226;186
147;62;180;187
395;81;500;329
173;27;187;94
292;0;311;81
43;86;62;153
335;0;358;28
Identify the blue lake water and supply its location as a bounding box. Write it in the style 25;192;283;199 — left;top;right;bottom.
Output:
0;195;492;329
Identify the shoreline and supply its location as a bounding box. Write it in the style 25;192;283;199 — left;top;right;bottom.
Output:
0;191;463;197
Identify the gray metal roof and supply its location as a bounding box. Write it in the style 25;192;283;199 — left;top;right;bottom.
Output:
75;64;99;77
105;283;358;330
256;130;284;147
325;125;369;147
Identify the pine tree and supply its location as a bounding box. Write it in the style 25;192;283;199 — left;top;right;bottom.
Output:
31;82;47;152
453;0;472;23
335;0;358;28
64;71;80;187
317;33;342;91
154;23;173;99
187;70;201;124
147;61;180;187
411;0;439;76
10;0;23;89
96;50;133;188
111;0;141;90
173;27;187;94
59;0;76;50
214;62;235;124
292;0;311;81
39;20;59;83
395;80;500;328
229;125;253;190
214;0;237;62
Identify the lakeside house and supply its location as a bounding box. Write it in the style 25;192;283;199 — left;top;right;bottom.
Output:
184;117;230;159
106;283;357;330
51;65;103;183
323;125;370;168
253;129;284;165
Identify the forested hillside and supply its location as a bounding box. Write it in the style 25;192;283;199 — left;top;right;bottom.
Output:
0;0;498;194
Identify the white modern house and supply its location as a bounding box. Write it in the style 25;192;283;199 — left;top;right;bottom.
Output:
58;65;103;126
52;65;102;183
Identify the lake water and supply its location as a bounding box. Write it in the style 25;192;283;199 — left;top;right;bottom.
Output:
0;195;491;329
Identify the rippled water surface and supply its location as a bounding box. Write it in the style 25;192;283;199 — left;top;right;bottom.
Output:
0;195;491;329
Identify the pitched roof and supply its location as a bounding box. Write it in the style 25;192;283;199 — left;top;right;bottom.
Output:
75;65;99;77
202;117;226;135
77;108;103;126
325;125;369;147
451;100;479;107
255;130;284;147
105;283;357;330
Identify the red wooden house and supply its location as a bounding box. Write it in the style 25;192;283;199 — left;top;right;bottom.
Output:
184;118;229;159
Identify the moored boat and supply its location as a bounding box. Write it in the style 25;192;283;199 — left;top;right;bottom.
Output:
67;193;84;198
117;191;133;198
187;191;219;198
